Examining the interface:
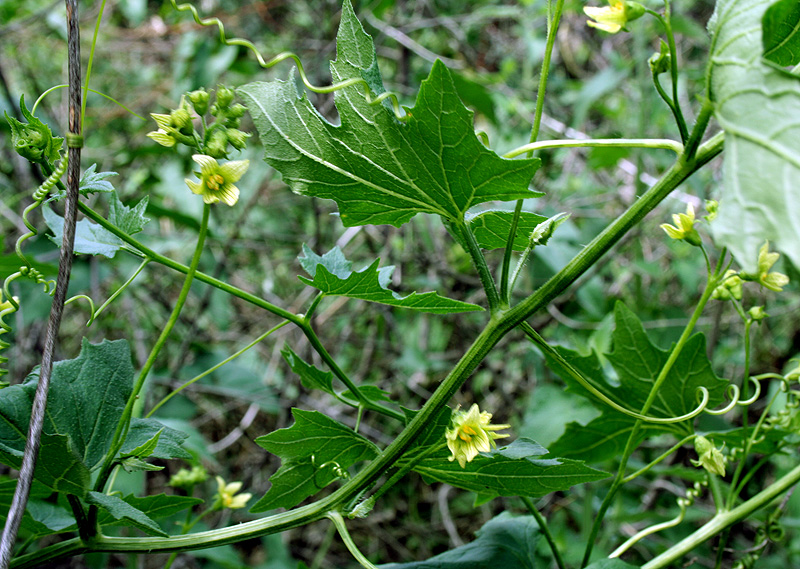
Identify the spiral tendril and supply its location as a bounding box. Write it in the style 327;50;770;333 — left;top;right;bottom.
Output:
610;479;707;558
169;0;408;121
15;157;67;266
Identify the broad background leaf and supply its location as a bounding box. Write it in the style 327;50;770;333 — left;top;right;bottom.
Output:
86;491;168;537
381;513;540;569
545;303;729;462
239;0;540;228
709;0;800;272
298;245;482;314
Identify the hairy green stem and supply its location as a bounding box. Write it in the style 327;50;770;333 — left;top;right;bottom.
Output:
456;221;501;312
521;496;566;569
326;511;378;569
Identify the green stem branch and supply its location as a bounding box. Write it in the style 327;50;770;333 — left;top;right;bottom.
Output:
521;496;566;569
503;137;683;159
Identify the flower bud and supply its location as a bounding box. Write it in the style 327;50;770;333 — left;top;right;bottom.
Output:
188;88;210;116
226;128;250;151
649;40;671;76
170;108;193;132
215;85;235;109
5;97;63;163
748;306;768;322
205;129;229;158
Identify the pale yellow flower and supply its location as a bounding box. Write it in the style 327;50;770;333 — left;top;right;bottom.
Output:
584;1;645;34
446;404;510;468
691;436;726;477
215;476;252;509
185;154;249;206
754;241;789;292
660;203;701;246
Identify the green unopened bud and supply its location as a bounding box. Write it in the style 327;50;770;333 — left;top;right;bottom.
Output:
692;436;726;477
625;1;645;22
227;103;246;119
170;108;193;132
748;306;768;321
531;213;570;247
5;96;63;163
704;199;718;222
649;40;671;76
712;270;743;301
188;88;210;116
205;129;229;158
169;465;209;490
226;128;250;151
215;85;235;109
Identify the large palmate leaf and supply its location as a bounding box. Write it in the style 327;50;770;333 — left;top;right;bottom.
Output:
709;0;800;273
545;303;729;463
381;513;540;569
239;0;540;228
412;438;607;497
298;245;482;313
252;409;379;512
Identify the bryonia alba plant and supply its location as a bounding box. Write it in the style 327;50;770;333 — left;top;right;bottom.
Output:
1;0;800;567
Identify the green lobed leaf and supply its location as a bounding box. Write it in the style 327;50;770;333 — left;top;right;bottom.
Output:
282;345;335;396
96;493;203;523
109;193;150;235
709;0;800;273
380;513;539;569
252;409;379;512
238;0;540;228
44;206;124;258
762;0;800;66
466;210;548;251
545;302;730;463
298;245;482;314
86;491;168;537
413;438;608;497
121;418;192;460
49;164;117;202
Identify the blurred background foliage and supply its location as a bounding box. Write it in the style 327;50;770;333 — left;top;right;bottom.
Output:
2;0;800;567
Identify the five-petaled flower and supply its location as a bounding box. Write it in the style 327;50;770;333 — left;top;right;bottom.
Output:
185;154;249;206
660;203;701;246
751;241;789;292
691;436;726;477
583;1;644;34
446;404;510;468
215;476;252;510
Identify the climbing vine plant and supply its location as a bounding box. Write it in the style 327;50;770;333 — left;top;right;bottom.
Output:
1;0;800;568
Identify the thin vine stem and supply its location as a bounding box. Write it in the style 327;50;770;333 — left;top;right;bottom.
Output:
503;137;684;159
580;247;725;567
500;0;565;305
521;496;566;569
91;203;211;532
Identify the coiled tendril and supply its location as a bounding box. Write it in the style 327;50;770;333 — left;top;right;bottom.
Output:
16;156;67;266
169;0;408;121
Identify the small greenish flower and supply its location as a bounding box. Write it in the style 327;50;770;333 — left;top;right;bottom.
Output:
226;128;250;151
584;1;645;34
147;113;178;148
712;270;743;301
446;404;510;468
215;476;252;509
704;199;719;222
185;154;249;206
660;203;701;246
748;306;768;322
691;436;726;477
168;465;208;490
751;241;789;292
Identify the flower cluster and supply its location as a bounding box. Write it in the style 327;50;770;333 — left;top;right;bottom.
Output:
445;404;510;468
